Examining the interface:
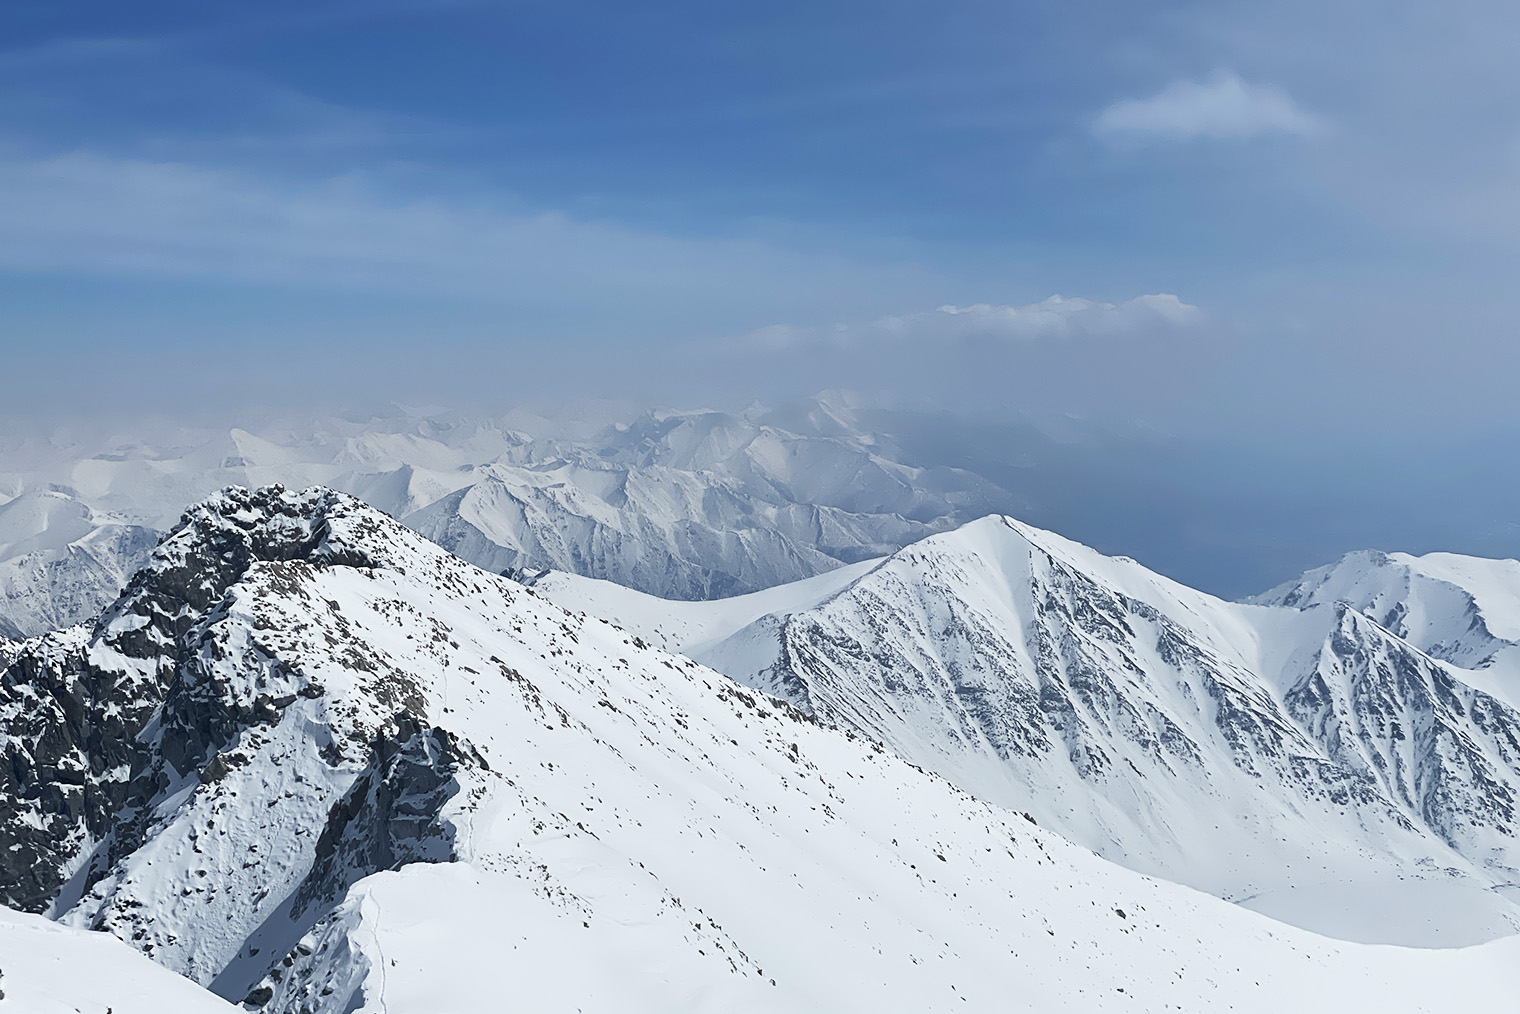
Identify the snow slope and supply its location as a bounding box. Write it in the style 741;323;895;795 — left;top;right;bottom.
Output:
540;515;1520;947
4;487;1519;1011
0;904;238;1013
532;556;883;656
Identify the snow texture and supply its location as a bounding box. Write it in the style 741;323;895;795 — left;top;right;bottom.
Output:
0;905;239;1013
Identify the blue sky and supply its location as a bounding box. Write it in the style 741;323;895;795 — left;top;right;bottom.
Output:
3;1;1517;422
0;0;1517;583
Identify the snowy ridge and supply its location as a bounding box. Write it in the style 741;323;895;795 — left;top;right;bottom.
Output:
530;556;884;657
3;487;1518;1010
1254;549;1520;701
541;514;1520;945
0;905;238;1013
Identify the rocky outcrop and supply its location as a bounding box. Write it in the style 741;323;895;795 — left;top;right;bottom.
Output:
0;486;494;1000
292;714;488;920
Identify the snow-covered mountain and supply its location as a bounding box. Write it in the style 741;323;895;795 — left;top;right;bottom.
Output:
1253;548;1520;696
538;515;1520;947
4;486;1518;1011
0;401;1018;637
0;488;158;639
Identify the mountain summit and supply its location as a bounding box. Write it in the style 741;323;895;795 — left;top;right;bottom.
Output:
541;514;1520;946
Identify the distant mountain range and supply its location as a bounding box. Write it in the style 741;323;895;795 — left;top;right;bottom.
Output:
4;399;1520;1009
6;397;1518;644
0;398;1021;638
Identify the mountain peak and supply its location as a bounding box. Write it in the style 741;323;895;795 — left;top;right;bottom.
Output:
1255;544;1520;684
542;508;1520;946
0;485;471;916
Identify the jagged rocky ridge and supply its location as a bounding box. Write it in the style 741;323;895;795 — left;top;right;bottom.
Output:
0;486;494;995
538;515;1520;946
5;486;1518;1011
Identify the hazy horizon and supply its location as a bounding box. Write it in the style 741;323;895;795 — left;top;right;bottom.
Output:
1;391;1514;603
2;0;1517;597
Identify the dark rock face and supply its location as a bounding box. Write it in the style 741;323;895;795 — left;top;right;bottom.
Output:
0;484;513;1005
1283;605;1520;849
231;716;492;1013
0;630;160;912
0;487;382;915
99;485;385;665
0;486;446;920
767;545;1301;784
293;713;489;919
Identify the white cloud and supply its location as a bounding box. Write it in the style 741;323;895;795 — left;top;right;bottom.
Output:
1094;73;1321;141
726;293;1215;423
0;151;935;319
0;153;695;294
744;294;1202;350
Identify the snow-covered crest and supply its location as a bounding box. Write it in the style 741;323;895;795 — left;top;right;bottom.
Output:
0;906;239;1013
1254;548;1520;696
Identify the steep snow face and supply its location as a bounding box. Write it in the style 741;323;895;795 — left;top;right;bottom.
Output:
0;402;1018;634
0;905;239;1013
540;516;1520;946
6;486;1520;1012
1254;550;1520;701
